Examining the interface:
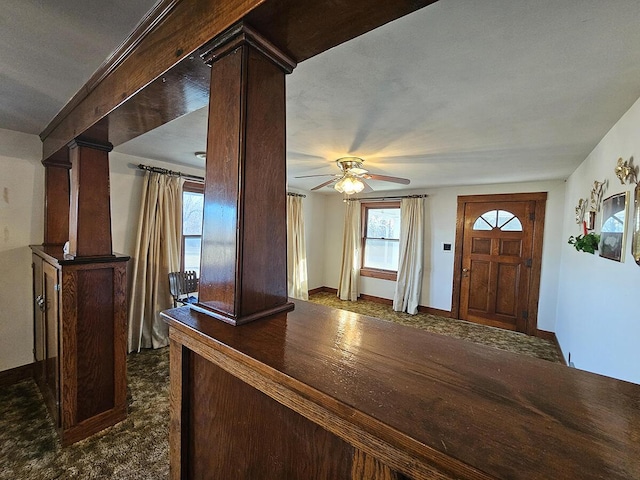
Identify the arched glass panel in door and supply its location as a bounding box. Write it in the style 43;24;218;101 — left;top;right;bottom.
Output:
472;210;523;231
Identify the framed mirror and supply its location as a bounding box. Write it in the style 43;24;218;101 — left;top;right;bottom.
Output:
599;192;629;262
633;182;640;265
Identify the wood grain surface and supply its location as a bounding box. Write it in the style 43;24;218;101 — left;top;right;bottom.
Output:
164;300;640;479
196;24;293;324
31;246;130;445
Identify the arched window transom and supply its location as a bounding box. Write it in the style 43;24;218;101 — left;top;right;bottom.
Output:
473;210;522;231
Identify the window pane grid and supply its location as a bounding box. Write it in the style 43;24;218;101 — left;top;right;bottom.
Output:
361;203;401;275
473;209;522;232
181;183;204;274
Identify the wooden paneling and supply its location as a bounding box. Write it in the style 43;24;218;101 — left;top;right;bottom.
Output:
186;351;355;479
43;261;61;427
32;255;45;388
76;268;115;422
196;24;293;325
31;246;129;445
351;449;401;480
495;263;518;316
164;300;640;480
467;260;489;312
68;139;113;258
42;162;70;246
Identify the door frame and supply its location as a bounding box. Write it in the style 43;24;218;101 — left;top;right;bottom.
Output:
451;192;547;336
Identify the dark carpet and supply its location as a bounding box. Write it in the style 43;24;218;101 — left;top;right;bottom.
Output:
0;348;169;479
0;294;561;478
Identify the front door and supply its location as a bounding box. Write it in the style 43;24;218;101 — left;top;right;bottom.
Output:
453;193;547;335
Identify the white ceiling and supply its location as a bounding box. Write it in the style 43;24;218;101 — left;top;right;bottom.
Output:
4;1;640;193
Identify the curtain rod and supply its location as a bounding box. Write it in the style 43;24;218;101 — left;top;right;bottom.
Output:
137;163;204;182
344;194;428;202
136;165;310;196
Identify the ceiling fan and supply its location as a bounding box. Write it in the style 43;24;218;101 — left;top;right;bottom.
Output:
295;157;410;194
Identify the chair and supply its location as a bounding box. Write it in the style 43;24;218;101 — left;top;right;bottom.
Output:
168;271;199;307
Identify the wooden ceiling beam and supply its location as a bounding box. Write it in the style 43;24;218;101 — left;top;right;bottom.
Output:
40;0;438;161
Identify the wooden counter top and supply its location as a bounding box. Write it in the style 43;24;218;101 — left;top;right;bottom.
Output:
163;300;640;479
30;244;129;265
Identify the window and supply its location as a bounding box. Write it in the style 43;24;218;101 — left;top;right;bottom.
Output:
472;210;522;231
361;202;400;281
182;181;204;276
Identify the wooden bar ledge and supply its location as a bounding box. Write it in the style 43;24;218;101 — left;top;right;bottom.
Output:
162;300;640;479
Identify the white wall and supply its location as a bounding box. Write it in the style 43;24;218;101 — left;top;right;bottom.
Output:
321;180;566;332
556;96;640;384
0;129;44;371
286;189;326;290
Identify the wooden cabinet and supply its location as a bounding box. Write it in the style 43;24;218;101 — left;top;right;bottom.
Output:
31;245;129;445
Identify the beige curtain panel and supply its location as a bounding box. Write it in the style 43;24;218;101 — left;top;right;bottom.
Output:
128;172;182;352
393;197;424;314
286;195;309;300
338;200;361;301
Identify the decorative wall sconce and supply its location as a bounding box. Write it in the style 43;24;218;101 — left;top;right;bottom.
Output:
575;198;587;225
614;157;638;185
590;179;607;212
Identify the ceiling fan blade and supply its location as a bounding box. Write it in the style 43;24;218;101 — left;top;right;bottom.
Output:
294;173;338;179
311;178;339;191
363;173;410;185
360;179;374;193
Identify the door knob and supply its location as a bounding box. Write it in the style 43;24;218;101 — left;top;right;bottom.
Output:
462;268;469;272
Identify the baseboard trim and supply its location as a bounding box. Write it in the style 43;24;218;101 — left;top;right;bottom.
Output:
308;286;331;296
309;287;453;318
0;362;34;387
536;329;566;365
359;293;392;306
417;305;452;318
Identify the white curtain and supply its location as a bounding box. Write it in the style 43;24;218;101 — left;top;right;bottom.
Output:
128;172;182;352
393;197;424;314
286;195;309;300
338;200;361;301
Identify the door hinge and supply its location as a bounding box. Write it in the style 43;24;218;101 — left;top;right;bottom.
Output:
529;212;535;221
525;258;532;267
54;284;60;292
522;310;529;320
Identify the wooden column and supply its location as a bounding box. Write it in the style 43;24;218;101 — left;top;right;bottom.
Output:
42;151;71;247
194;23;296;325
67;138;114;258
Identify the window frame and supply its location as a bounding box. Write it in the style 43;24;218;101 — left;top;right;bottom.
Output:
360;201;400;281
181;181;204;274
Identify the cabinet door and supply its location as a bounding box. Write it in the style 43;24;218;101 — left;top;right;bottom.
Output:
32;255;46;386
43;261;61;427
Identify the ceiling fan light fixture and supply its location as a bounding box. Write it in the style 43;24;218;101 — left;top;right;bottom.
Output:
334;175;364;195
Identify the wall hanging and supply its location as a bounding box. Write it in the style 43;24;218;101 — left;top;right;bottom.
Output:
599;191;629;262
575;198;587;225
614;157;638;185
632;182;640;266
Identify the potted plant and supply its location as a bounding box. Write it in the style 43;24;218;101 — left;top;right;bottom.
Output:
568;232;600;254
